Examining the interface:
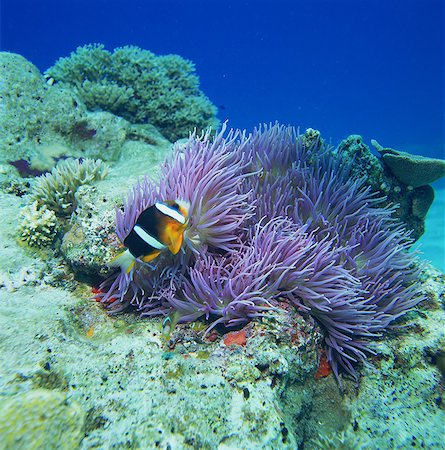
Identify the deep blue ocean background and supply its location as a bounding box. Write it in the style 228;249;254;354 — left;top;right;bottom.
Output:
1;0;443;158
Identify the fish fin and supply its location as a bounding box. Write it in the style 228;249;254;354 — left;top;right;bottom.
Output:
168;231;184;255
161;221;186;255
161;311;180;339
108;249;135;273
142;251;161;263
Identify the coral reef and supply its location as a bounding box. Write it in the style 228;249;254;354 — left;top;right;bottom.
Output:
0;52;83;167
98;124;423;382
335;266;445;449
18;200;59;247
0;120;443;449
0;278;324;449
0;52;173;173
1;48;443;448
0;389;85;450
31;158;108;216
0;255;443;448
16;158;109;255
45;44;219;141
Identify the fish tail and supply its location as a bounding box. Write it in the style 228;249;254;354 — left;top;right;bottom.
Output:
108;249;136;273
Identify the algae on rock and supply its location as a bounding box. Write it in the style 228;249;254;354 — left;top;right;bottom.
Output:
0;389;85;450
0;52;172;173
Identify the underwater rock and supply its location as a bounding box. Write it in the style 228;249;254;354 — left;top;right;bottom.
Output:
1;261;444;449
337;134;383;193
337;266;445;449
372;139;445;188
301;127;323;150
338;135;440;240
411;184;435;220
0;52;84;167
0;278;329;449
0;389;85;450
60;185;117;281
0;52;173;174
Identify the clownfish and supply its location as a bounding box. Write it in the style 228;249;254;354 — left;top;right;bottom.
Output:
109;200;189;273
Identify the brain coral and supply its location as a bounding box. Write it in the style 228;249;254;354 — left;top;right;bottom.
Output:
45;44;219;142
98;124;423;382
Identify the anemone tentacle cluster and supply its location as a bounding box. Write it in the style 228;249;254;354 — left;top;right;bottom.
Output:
98;123;423;381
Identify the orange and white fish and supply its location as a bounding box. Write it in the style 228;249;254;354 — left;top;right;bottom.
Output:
109;200;189;273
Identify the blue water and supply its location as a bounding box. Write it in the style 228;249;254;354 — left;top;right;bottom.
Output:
1;0;443;157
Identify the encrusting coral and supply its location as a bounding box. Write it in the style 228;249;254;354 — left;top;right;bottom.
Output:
97;123;423;383
31;158;108;216
45;44;219;142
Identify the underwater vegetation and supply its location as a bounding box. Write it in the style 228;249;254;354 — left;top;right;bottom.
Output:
17;158;109;249
98;123;423;382
45;44;219;142
30;158;108;217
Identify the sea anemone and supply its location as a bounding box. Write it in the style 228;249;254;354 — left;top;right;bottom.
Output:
98;123;423;382
98;124;254;311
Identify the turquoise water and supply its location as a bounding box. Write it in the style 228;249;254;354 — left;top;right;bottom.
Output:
417;185;445;272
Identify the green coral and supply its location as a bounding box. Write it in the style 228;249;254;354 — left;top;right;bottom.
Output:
372;139;445;188
31;158;108;216
0;52;85;166
0;389;85;450
0;52;134;167
18;201;59;248
46;44;219;141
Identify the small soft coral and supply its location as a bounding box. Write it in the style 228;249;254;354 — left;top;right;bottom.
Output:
18;201;59;247
31;158;108;216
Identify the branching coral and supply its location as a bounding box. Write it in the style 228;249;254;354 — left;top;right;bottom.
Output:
31;158;108;216
45;44;219;141
98;123;423;382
